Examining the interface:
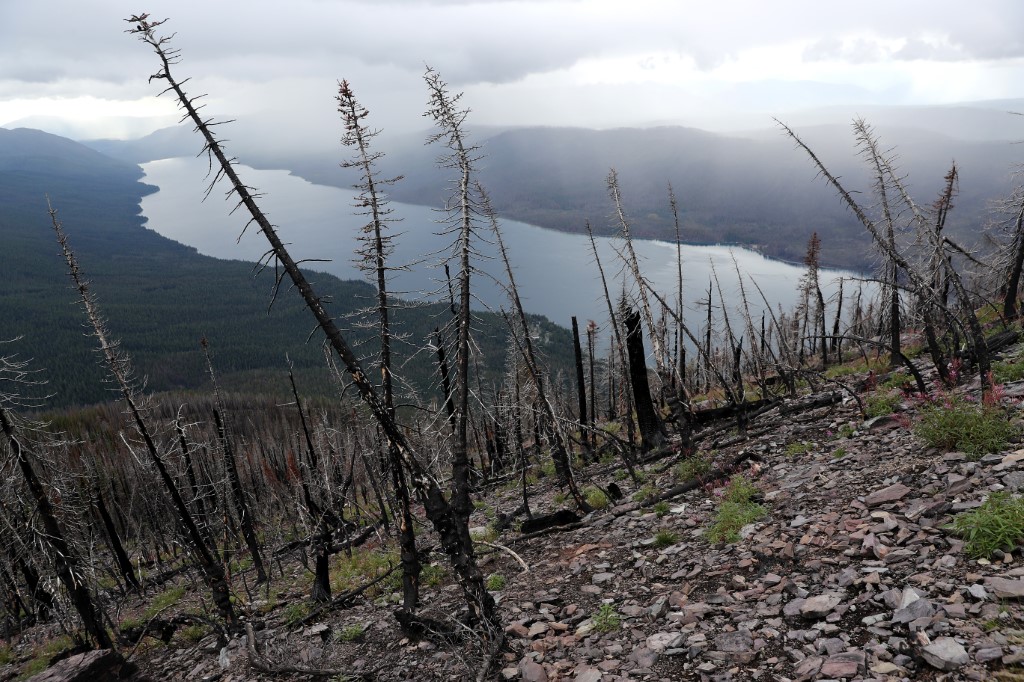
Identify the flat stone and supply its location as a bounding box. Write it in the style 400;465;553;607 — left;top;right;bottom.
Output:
574;667;602;682
527;622;548;638
630;646;659;668
967;584;988;600
792;656;823;678
820;651;865;678
518;658;548;682
592;572;614;585
893;598;936;624
920;637;969;671
985;577;1024;599
646;632;683;652
1003;471;1024;490
864;483;912;507
800;593;843;619
714;629;753;653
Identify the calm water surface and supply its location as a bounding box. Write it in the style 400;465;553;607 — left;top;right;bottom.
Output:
139;157;856;334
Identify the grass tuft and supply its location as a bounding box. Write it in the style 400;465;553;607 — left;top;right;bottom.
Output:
706;475;767;544
675;453;712;480
585;488;609;509
914;398;1016;459
949;492;1024;558
652;529;678;548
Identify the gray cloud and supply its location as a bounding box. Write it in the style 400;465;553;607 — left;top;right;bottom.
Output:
3;0;1024;138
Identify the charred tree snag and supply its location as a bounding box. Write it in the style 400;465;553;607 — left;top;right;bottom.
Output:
483;187;590;511
213;408;267;584
203;340;266;584
49;202;236;628
94;486;140;592
127;19;496;634
0;407;112;649
572;317;591;456
624;307;667;451
337;81;422;609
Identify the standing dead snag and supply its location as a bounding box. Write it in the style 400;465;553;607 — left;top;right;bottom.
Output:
49;201;237;628
0;352;111;649
337;79;420;612
623;307;667;451
608;169;666;379
202;339;267;585
126;17;497;633
482;187;590;511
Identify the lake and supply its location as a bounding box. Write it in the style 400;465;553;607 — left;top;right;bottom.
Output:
139;157;858;337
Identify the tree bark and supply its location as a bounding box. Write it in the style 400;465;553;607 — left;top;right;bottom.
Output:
623;308;666;451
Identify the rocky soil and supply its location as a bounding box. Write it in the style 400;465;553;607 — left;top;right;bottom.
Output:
7;365;1024;681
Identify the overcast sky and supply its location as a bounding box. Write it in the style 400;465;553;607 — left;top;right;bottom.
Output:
3;0;1024;142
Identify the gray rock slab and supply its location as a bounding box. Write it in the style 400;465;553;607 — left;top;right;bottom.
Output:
864;482;912;507
920;637;969;671
800;593;843;619
985;577;1024;599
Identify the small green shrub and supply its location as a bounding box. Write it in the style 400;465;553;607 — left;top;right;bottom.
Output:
179;624;207;644
653;501;670;517
652;529;678;548
336;624;365;642
585;488;609;509
831;446;847;459
994;359;1024;384
145;585;186;620
540;459;557;478
613;469;628;481
949;492;1024;558
486;574;507;590
330;547;401;597
17;657;47;681
915;399;1016;459
283;601;310;627
633;484;657;502
784;441;812;457
865;391;900;418
421;564;445;587
675;453;712;480
552;491;567;505
706;475;766;544
837;424;856;439
591;603;620;633
879;373;911;392
723;475;760;504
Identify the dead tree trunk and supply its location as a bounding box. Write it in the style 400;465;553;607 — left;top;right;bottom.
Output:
623;308;666;451
49;202;237;628
127;24;496;632
0;408;112;649
94;486;140;591
571;317;590;455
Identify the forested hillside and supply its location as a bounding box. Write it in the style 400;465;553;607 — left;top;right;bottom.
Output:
0;127;572;407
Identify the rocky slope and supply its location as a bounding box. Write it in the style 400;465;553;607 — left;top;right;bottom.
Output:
7;359;1024;681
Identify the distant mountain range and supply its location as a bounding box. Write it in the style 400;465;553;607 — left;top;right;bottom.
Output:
0;128;570;407
81;100;1024;271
